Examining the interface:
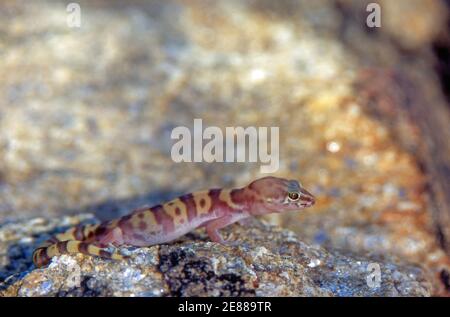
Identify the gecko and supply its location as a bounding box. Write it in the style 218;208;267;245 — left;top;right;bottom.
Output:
32;176;315;267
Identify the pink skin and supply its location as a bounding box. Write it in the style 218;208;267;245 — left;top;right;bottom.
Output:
93;177;315;247
205;213;249;244
244;177;316;215
204;176;316;244
33;177;316;267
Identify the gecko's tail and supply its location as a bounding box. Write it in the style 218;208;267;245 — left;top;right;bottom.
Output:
32;240;128;267
32;224;128;268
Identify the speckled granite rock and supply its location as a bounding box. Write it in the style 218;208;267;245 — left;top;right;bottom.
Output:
0;0;449;296
0;215;432;297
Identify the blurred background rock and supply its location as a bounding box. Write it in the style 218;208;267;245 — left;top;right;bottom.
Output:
0;0;449;295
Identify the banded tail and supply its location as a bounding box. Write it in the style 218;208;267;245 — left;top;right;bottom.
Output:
32;223;128;268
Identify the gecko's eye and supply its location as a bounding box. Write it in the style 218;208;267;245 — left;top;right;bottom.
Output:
288;192;300;201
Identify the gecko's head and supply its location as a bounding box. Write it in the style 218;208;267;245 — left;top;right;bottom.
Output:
247;176;315;215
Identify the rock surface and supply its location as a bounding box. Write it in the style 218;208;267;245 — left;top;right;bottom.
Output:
0;215;432;297
0;0;449;296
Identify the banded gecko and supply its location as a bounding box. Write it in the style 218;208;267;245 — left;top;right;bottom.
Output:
33;176;315;267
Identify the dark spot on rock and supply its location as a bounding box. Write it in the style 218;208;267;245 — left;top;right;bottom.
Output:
217;273;253;296
440;269;450;291
158;248;255;296
57;276;105;297
159;249;187;270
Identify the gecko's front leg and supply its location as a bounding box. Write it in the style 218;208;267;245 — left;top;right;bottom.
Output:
204;213;248;245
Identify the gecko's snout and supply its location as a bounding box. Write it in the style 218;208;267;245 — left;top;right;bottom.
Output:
299;187;315;207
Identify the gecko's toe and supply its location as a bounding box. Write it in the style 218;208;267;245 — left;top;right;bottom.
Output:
222;239;240;247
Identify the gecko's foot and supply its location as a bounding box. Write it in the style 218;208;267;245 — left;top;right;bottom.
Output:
208;236;240;247
220;238;240;247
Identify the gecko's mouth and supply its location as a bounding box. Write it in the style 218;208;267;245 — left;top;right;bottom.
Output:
299;188;315;207
299;198;315;208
